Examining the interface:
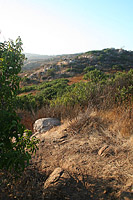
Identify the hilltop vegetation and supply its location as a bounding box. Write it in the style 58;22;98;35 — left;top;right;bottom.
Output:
18;48;133;134
20;48;133;85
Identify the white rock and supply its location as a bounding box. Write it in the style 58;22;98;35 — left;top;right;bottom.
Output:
33;118;61;133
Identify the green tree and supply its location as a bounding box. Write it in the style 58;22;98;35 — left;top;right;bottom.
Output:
0;37;39;173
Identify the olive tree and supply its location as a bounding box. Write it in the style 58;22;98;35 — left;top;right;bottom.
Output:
0;37;39;173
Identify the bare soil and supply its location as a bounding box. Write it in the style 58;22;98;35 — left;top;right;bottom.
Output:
67;75;87;85
1;111;132;200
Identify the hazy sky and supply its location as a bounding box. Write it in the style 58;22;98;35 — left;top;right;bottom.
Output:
0;0;133;55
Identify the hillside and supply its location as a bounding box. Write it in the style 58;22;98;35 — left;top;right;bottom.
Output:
1;109;133;199
20;48;133;84
17;48;133;118
22;53;79;71
1;48;133;200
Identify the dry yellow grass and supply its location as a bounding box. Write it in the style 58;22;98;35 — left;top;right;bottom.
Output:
19;101;133;139
98;105;133;137
2;105;133;199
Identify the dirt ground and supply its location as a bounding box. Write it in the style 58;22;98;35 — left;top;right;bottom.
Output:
0;112;133;200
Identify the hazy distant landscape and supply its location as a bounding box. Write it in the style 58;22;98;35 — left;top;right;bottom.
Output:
23;52;80;71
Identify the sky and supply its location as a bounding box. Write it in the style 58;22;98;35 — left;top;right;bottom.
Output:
0;0;133;55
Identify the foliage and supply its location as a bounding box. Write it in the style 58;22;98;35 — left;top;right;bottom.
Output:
112;70;133;103
0;37;39;173
18;68;133;116
82;48;133;71
0;37;24;110
112;64;124;70
84;66;96;73
17;79;69;112
0;128;39;172
51;81;96;107
51;69;133;112
46;68;56;77
19;78;69;94
83;69;107;83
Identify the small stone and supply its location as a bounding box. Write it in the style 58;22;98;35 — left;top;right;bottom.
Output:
44;167;70;189
98;145;109;156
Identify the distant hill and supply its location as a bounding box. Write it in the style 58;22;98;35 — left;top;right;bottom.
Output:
67;48;133;73
24;53;55;60
22;53;55;71
22;48;133;73
22;53;80;71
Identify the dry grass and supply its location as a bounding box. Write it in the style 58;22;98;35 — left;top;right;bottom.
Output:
98;105;133;137
15;94;133;199
18;104;84;131
2;105;133;199
67;102;133;138
19;101;133;139
34;108;133;199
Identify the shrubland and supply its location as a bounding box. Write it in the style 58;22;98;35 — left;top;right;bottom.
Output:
18;67;133;137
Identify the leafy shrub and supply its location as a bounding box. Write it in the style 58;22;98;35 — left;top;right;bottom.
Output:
17;79;69;112
0;37;39;173
19;78;69;94
84;69;107;83
113;70;133;103
84;66;96;73
112;64;124;70
18;68;133;117
51;69;133;114
19;84;37;94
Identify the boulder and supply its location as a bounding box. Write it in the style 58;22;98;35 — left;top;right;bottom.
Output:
33;118;61;133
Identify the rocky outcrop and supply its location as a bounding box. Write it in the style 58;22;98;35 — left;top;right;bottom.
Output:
33;118;61;133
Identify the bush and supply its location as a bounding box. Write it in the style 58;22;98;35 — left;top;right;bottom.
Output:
17;79;69;112
84;66;96;73
84;69;107;83
51;69;133;115
0;37;39;173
